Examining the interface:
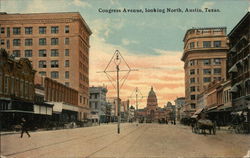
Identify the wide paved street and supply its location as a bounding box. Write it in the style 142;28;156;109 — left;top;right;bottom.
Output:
1;123;250;158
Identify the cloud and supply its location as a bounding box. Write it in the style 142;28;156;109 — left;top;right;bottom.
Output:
121;39;139;46
72;0;91;8
201;2;215;9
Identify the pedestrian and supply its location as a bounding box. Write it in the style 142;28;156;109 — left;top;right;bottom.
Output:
20;117;30;138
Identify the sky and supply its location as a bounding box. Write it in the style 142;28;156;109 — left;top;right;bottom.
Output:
1;0;249;108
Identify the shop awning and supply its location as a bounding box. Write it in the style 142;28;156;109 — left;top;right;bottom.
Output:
217;105;232;111
191;115;198;118
0;110;34;113
207;106;218;112
228;64;238;73
230;84;238;92
33;104;53;115
194;108;203;115
46;102;63;113
45;102;79;113
229;46;236;53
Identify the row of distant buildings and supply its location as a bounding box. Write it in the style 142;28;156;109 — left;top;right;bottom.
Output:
0;12;134;130
176;12;249;127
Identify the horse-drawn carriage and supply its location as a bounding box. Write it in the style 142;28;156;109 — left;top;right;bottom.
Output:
192;119;216;135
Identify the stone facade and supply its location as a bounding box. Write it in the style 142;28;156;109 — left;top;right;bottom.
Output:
89;86;108;123
174;97;185;121
181;27;228;117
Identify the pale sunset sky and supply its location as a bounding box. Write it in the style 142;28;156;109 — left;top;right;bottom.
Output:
1;0;249;108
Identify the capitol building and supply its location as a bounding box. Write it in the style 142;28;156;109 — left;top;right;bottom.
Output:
137;87;174;123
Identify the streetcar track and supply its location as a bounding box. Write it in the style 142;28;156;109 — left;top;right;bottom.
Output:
122;125;150;156
85;124;146;158
3;124;132;157
36;124;138;158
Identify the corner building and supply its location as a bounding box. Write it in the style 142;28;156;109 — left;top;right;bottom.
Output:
181;27;228;116
0;12;92;117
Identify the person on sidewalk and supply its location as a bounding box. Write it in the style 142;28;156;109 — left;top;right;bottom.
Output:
20;117;30;138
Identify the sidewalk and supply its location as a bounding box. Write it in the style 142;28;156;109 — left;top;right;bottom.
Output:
0;123;118;136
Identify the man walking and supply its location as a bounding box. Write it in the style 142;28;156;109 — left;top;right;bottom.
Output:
20;117;30;138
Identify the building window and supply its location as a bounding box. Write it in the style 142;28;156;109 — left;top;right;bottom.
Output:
25;50;32;57
203;41;211;48
190;86;196;92
0;27;4;34
65;71;69;79
25;39;33;46
214;68;221;74
203;77;211;83
51;38;59;45
189;42;194;49
51;26;59;34
0;39;4;45
214;77;221;81
190;103;196;109
65;82;69;87
203;59;211;65
65;60;69;67
65;49;69;56
13;50;21;57
214;41;221;48
190;69;195;75
7;27;10;37
39;49;47;57
25;27;33;34
4;76;9;95
213;58;221;65
0;72;2;94
190;78;195;83
39;71;46;76
190;95;196;100
39;60;46;68
80;95;82;103
189;60;195;66
13;39;21;46
51;49;59;56
65;26;69;33
7;40;10;48
39;38;46;45
51;60;59;68
65;38;69;45
246;80;250;94
39;27;46;34
51;71;59;78
13;27;21;35
203;69;211;75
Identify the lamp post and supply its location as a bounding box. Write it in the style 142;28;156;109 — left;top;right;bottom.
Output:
114;51;121;134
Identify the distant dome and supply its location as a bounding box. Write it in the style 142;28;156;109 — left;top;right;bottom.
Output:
147;86;158;107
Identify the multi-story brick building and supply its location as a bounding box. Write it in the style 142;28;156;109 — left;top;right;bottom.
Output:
181;27;229;117
0;12;92;115
0;48;37;129
227;12;249;130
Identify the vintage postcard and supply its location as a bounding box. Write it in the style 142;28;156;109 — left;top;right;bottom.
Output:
0;0;249;158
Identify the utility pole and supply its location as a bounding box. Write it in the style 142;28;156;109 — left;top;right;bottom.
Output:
115;53;121;134
128;87;145;121
98;50;137;134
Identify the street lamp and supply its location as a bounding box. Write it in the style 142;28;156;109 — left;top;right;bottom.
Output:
114;51;121;134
